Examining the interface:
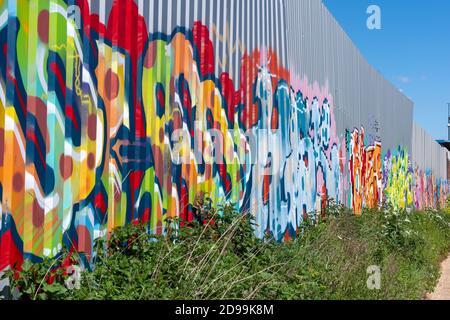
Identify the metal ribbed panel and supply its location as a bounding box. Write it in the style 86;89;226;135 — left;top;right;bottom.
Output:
0;0;447;274
412;123;448;180
285;0;413;153
411;122;448;209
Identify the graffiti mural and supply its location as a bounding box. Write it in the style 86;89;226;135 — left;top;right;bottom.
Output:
0;0;448;271
344;128;447;213
0;0;343;268
383;148;414;210
346;128;383;214
413;167;449;210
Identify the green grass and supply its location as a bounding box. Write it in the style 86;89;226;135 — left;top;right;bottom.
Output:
259;208;450;300
4;203;450;300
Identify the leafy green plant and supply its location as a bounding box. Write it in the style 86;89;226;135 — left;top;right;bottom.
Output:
0;249;79;300
324;197;348;219
5;201;450;300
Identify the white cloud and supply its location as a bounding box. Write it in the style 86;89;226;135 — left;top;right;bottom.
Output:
396;75;411;84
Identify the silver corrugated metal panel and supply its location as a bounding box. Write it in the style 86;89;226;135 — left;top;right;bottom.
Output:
96;0;288;79
412;123;448;180
285;0;414;153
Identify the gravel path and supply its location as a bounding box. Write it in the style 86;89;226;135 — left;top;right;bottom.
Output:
427;254;450;300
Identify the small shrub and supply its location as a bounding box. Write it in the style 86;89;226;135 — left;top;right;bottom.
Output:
1;250;79;300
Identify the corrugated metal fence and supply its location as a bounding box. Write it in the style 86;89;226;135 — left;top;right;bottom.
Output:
411;123;449;209
285;0;413;153
412;123;448;181
0;0;447;272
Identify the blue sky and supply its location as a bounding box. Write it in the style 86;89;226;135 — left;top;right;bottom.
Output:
322;0;450;140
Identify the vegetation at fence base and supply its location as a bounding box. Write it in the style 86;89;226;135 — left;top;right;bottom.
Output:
3;198;450;300
0;250;78;300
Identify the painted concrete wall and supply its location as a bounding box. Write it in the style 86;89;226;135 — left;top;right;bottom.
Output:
0;0;447;271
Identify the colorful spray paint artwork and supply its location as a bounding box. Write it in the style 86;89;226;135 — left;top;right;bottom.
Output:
0;0;447;270
413;167;448;210
346;128;383;214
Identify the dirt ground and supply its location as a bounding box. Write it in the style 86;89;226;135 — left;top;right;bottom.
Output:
426;254;450;300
